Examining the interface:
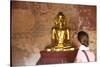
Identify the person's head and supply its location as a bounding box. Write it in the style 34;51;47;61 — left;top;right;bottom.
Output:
77;31;89;47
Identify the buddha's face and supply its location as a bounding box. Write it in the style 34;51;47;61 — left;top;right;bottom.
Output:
54;12;65;28
58;15;65;28
59;22;63;29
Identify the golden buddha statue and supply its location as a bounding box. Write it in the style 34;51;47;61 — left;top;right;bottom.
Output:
46;12;74;51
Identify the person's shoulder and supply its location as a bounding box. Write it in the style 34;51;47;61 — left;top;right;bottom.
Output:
79;45;89;50
87;50;95;56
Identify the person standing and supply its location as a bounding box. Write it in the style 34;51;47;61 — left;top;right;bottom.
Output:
72;31;95;63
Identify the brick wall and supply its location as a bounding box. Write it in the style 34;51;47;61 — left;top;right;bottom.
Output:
11;1;96;65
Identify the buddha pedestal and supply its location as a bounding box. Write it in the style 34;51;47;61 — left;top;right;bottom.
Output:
37;50;78;65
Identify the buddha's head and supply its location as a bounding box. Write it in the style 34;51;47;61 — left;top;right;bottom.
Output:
54;12;65;28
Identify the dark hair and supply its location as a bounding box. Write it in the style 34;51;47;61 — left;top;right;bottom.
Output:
78;31;89;47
